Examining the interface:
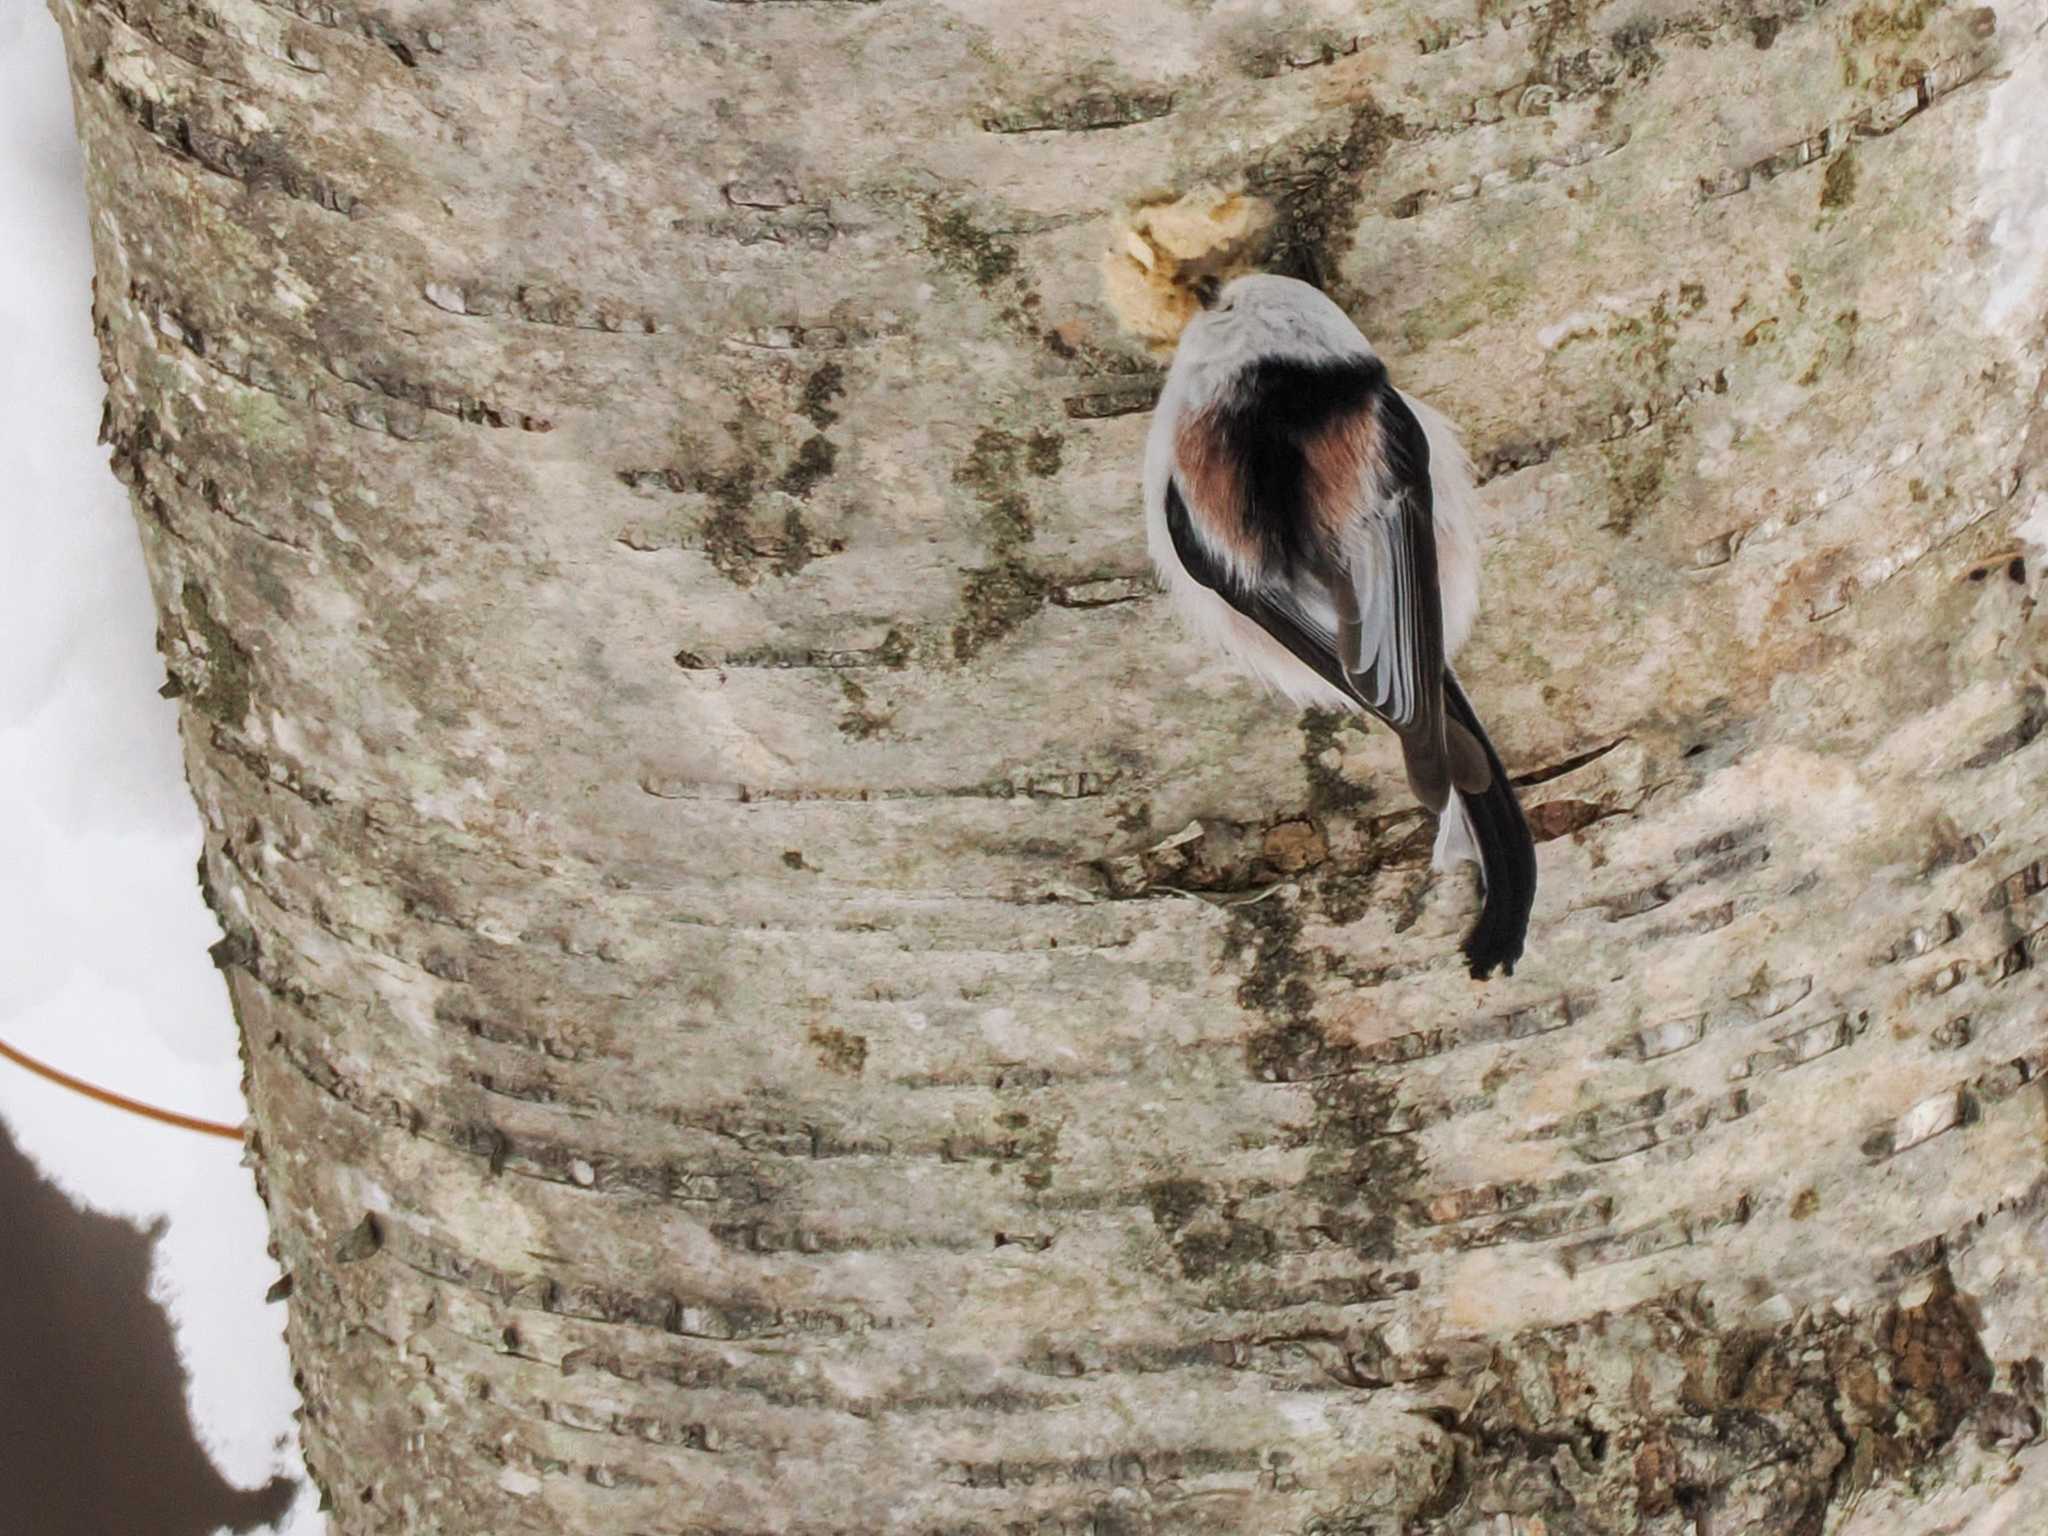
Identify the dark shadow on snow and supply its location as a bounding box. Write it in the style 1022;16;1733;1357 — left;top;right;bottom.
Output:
0;1116;296;1534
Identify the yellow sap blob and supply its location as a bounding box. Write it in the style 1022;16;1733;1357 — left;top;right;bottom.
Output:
1099;188;1276;356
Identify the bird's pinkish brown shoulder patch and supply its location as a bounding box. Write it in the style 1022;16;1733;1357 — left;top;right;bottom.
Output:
1174;407;1255;560
1301;403;1387;541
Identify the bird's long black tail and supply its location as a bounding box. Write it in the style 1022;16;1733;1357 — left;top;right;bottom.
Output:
1441;670;1537;978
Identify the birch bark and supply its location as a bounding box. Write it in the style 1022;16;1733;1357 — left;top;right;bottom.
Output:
50;0;2048;1528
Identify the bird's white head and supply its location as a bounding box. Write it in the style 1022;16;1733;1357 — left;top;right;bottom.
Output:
1172;274;1377;380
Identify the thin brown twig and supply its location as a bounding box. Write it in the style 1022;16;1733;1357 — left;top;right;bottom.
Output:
0;1034;245;1142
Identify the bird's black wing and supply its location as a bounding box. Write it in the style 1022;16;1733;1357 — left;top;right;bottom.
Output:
1165;397;1534;979
1166;381;1464;808
1323;386;1457;811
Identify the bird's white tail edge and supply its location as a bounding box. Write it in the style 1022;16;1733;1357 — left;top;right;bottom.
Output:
1432;792;1481;872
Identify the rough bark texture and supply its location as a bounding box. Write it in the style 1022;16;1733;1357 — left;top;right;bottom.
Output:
53;0;2048;1529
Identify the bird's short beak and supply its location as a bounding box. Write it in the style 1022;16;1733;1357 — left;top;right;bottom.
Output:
1190;275;1222;310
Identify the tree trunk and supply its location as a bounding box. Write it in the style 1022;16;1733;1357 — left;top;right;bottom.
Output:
52;0;2048;1527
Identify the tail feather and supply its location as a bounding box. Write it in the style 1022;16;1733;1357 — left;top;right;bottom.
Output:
1397;729;1452;815
1443;718;1492;796
1439;671;1537;979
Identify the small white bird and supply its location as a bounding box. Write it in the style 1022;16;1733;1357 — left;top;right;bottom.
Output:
1143;273;1536;977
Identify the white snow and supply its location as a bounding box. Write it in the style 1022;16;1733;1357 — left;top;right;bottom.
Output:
0;8;320;1533
1974;27;2048;333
